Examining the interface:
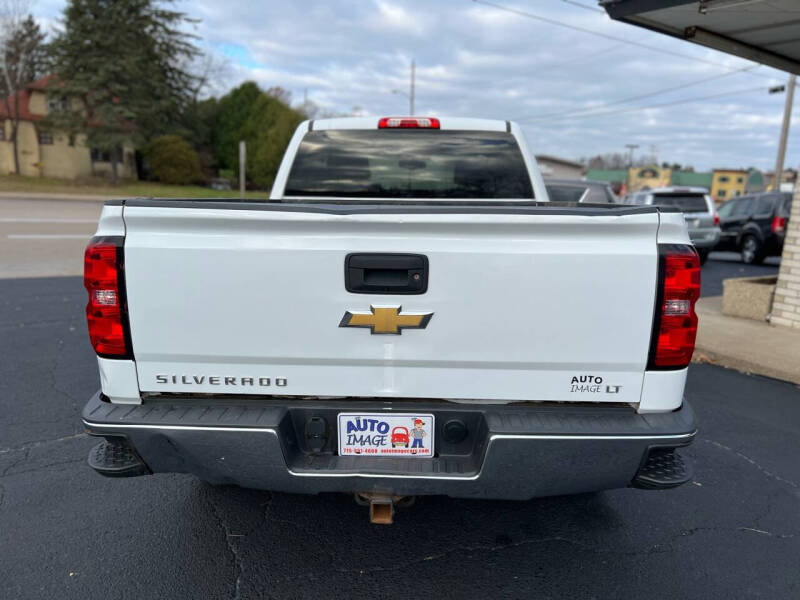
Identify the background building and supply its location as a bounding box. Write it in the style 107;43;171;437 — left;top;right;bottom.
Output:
535;155;584;179
586;167;764;201
711;169;748;202
763;168;796;192
627;166;671;191
670;171;713;188
0;76;136;180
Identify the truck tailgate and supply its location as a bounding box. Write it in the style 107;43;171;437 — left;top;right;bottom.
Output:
122;203;659;403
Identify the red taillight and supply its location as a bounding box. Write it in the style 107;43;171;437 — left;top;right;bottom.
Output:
713;212;720;226
378;117;440;129
84;237;130;357
648;245;700;369
772;216;787;234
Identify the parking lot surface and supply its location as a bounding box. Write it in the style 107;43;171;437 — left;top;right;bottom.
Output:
702;252;780;297
1;275;798;599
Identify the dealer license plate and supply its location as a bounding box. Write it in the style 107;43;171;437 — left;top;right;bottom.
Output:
337;413;434;458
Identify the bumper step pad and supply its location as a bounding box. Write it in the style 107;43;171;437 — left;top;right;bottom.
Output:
633;448;693;489
88;438;149;478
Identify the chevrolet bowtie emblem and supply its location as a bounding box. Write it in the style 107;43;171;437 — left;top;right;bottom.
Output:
339;305;433;335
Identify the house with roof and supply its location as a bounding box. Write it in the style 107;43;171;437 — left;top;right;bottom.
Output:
711;169;748;202
0;75;137;180
535;155;585;179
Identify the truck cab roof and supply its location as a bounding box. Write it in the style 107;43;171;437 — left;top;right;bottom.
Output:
270;116;538;200
308;116;510;132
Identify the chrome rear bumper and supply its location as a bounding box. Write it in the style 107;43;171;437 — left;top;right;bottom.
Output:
83;392;696;499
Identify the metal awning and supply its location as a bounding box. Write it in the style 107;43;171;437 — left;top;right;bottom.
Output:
601;0;800;75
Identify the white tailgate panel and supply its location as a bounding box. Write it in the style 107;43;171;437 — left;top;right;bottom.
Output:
123;206;658;403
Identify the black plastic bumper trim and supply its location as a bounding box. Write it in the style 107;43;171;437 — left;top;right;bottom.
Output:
87;437;150;478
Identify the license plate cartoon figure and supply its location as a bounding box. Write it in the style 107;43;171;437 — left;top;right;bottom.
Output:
411;418;427;449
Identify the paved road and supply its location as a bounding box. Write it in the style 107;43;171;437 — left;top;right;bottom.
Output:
1;276;799;599
0;197;102;278
702;252;780;297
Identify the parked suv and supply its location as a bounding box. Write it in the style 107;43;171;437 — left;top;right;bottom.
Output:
626;187;720;264
714;192;792;264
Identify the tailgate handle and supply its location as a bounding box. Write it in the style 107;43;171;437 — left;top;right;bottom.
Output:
345;253;428;294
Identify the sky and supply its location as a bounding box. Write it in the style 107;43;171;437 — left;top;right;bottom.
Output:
32;0;800;172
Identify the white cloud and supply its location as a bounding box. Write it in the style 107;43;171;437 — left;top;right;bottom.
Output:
29;0;799;171
365;1;430;36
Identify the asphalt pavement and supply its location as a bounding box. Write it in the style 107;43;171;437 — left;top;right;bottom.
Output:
701;251;780;297
1;275;799;599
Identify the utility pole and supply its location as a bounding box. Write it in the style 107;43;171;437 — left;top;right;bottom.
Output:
773;73;796;191
409;59;415;116
391;59;416;114
625;144;638;193
625;144;639;168
239;140;246;199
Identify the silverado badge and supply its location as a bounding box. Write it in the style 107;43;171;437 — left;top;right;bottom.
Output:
339;305;433;335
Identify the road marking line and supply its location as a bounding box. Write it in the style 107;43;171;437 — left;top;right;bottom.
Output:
7;234;90;239
0;217;98;223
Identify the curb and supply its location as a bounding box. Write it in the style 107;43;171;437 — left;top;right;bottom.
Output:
692;348;800;387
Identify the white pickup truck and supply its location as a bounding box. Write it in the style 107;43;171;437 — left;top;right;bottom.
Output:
82;116;699;520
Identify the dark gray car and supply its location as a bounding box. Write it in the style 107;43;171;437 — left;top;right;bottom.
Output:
715;192;792;264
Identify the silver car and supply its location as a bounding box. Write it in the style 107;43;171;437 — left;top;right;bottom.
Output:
626;187;720;264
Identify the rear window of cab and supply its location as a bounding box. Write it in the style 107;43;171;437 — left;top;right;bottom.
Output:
651;194;709;213
284;129;534;199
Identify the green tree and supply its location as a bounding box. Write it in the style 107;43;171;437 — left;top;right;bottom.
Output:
246;96;303;189
46;0;200;184
0;15;48;174
144;134;202;184
180;96;219;177
212;81;261;170
209;82;303;189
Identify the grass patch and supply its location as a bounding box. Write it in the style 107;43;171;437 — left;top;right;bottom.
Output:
0;174;268;199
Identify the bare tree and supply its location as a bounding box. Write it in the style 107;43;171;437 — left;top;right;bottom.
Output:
296;97;320;119
583;153;628;170
583;152;674;171
0;1;47;175
186;47;231;102
265;86;292;105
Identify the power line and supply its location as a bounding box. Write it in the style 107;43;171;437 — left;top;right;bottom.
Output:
561;0;605;13
513;64;758;122
517;85;768;124
471;0;776;80
464;43;626;93
527;43;626;74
